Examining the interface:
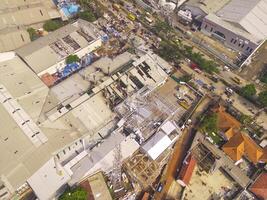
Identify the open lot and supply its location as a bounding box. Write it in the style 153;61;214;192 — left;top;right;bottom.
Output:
240;41;267;82
183;165;234;200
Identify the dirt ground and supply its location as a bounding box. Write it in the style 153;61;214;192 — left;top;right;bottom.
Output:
182;166;234;200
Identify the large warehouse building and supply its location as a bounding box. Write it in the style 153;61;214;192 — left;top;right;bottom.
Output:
183;0;267;56
0;0;61;52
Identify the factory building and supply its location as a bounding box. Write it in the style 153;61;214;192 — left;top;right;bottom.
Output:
0;0;61;52
182;0;267;56
16;19;104;87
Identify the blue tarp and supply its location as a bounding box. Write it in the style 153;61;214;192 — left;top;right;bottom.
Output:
68;4;79;14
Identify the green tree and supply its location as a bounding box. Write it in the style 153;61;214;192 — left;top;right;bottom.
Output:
240;84;256;99
66;55;80;64
59;187;87;200
258;90;267;107
155;41;181;63
200;113;218;134
78;10;96;22
43;20;63;32
153;20;172;34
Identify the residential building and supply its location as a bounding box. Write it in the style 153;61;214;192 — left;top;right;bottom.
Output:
177;154;196;187
222;132;267;164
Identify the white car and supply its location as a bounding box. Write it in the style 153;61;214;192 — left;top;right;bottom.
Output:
223;65;230;71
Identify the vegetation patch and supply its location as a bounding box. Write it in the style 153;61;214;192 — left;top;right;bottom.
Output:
27;28;39;41
240;84;256;99
59;187;87;200
258;90;267;107
200;113;223;145
66;55;80;64
78;10;96;22
43;20;64;32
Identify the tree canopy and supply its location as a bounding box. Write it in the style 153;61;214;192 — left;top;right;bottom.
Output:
27;28;39;41
200;113;218;134
153;20;172;34
66;55;80;64
43;20;63;32
78;10;96;22
155;40;182;63
240;84;256;99
258;90;267;107
59;187;87;200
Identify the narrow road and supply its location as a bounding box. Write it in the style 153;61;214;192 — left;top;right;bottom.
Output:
153;128;196;200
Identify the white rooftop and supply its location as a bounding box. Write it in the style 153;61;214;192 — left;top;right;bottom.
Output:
161;121;176;135
142;131;172;160
27;158;71;200
216;0;267;40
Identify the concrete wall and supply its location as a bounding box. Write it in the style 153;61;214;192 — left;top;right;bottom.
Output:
201;18;258;56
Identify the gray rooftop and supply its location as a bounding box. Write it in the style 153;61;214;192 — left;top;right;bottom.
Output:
0;0;61;52
16;19;102;74
184;0;231;14
217;0;260;22
216;0;267;40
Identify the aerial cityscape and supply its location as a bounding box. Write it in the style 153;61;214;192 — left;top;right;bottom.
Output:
0;0;267;200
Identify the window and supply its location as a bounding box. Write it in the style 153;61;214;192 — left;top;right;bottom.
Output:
238;43;241;47
204;24;207;29
230;38;234;43
63;150;66;154
39;10;43;16
241;44;244;48
246;47;249;51
210;27;213;32
233;40;237;44
249;48;253;53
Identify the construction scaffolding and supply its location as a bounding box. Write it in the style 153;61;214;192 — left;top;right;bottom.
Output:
115;87;178;141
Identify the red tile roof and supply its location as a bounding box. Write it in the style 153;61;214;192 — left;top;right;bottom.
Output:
213;105;241;132
222;132;267;164
249;173;267;200
177;154;196;186
141;192;150;200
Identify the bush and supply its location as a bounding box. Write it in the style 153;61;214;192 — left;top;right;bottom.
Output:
43;20;63;32
78;10;96;22
240;84;256;99
66;55;80;64
59;187;87;200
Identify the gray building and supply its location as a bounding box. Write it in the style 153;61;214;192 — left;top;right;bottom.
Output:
184;0;267;56
201;0;267;56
